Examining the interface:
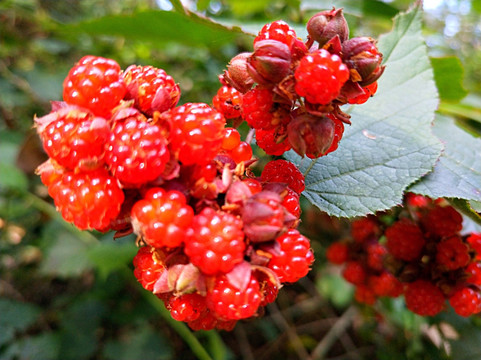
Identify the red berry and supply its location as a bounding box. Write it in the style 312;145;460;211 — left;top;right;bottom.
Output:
342;261;366;285
133;246;166;291
404;280;445;316
466;262;481;286
368;272;402;297
221;128;241;151
228;141;253;163
366;242;387;271
168;103;226;165
385;219;426;261
38;107;109;171
351;216;379;243
213;86;243;119
354;285;376;305
324;116;344;154
131;188;194;248
185;208;245;275
167;293;206;322
63;55;126;118
242;88;289;130
347;82;378;104
326;242;349;265
422;205;463;238
436;236;470;271
294;49;349;105
105;117;170;185
206;275;261;320
254;20;297;47
261;159;305;194
449;287;481;317
47;168;124;231
187;309;237;331
256;127;291;156
123;65;180;115
267;229;314;283
467;233;481;259
281;188;301;219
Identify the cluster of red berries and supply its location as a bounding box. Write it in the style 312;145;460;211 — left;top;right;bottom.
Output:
213;8;383;158
34;55;314;330
327;194;481;318
326;216;403;305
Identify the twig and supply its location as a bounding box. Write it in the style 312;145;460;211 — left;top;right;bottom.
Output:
267;302;310;360
309;306;358;360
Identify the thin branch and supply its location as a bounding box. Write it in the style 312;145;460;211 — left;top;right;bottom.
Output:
309;306;358;360
303;157;318;178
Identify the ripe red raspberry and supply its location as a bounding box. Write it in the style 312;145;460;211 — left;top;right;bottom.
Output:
366;242;387;271
213;85;243;119
123;65;180;115
206;275;261;320
350;216;380;243
466;262;481;286
131;188;194;248
467;233;481;259
105;116;169;185
385;219;426;261
47;168;124;231
324;116;344;154
38;107;109;171
294;49;349;105
221;128;241;151
405;193;432;208
261;159;305;194
242;88;289;130
168;103;226;165
133;246;166;291
63;55;126;118
354;285;376;305
187;308;237;331
347;82;378;104
254;270;280;306
254;20;297;47
185;208;245;275
449;287;481;317
167;293;206;322
368;272;402;297
326;242;349;265
421;205;463;237
267;229;314;283
404;280;445;316
228;141;253;164
281;188;301;219
342;261;366;285
37;159;64;188
436;236;470;271
256;127;291;156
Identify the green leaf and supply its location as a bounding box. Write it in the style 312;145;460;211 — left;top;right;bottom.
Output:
39;222;94;278
286;3;442;218
409;115;481;202
0;162;28;193
431;57;467;102
316;273;354;308
3;333;60;360
0;298;41;346
448;198;481;228
60;10;250;48
87;240;137;280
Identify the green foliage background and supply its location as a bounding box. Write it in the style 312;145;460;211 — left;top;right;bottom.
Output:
1;0;481;359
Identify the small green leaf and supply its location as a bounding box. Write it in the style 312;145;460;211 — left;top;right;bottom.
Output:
0;298;41;346
286;2;442;218
431;56;467;102
87;240;137;280
60;10;250;49
409;115;481;202
3;333;60;360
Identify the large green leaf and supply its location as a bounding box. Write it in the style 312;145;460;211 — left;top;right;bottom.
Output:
59;10;250;48
431;56;467;102
409;115;481;201
286;2;442;218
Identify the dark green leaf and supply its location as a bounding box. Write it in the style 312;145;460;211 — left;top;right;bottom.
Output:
87;240;137;280
3;333;60;360
431;57;467;102
286;3;442;218
409;115;481;202
60;10;250;48
0;298;41;346
0;162;28;193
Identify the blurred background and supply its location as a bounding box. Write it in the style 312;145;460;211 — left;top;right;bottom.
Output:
1;0;481;359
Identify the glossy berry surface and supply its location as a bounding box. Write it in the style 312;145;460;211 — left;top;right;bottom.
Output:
267;229;314;283
47;168;124;231
63;55;126;118
123;65;180;115
254;20;297;47
404;280;445;316
422;205;463;237
131;188;194;248
326;242;349;265
256;128;291;156
261;159;305;194
436;236;470;271
185;208;245;275
449;287;481;317
167;294;206;322
133;246;166;291
294;49;349;105
105;117;170;185
168;103;226;165
213;85;243;119
207;275;262;320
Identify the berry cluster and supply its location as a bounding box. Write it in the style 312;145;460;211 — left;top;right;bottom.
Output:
326;216;403;305
34;55;314;330
327;195;481;318
214;8;384;158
